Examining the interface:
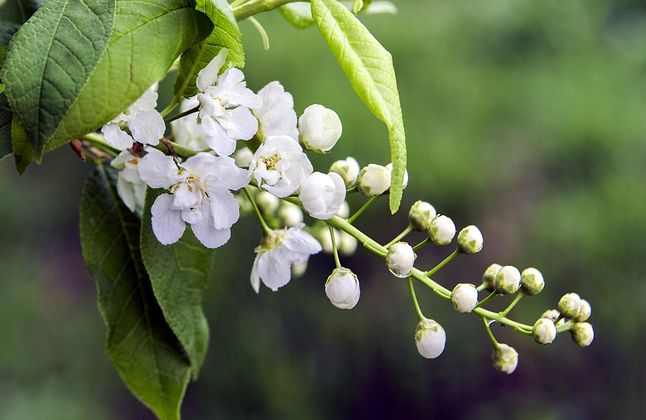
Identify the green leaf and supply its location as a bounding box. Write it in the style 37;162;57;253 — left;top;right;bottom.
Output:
279;3;314;29
11;117;32;172
0;0;43;24
80;165;192;420
1;93;12;160
311;0;407;213
174;0;245;102
353;0;363;14
141;189;214;379
3;0;212;164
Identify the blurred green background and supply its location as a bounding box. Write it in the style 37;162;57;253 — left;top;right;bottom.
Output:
1;0;645;418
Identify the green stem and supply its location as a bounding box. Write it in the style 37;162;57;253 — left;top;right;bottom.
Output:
500;292;524;317
482;317;500;347
243;187;272;234
412;238;429;252
84;132;197;159
164;105;199;124
407;277;424;321
476;290;497;309
476;283;487;293
233;0;303;21
425;249;459;277
347;195;380;224
82;133;119;157
385;225;413;248
329;226;341;268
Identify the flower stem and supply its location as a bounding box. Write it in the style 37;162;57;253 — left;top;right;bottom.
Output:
233;0;303;21
347;195;380;224
482;317;500;347
425;248;459;277
412;237;429;252
475;290;497;309
407;277;424;321
476;283;487;293
329;226;341;268
500;292;524;317
163;105;199;124
243;187;272;234
385;225;413;248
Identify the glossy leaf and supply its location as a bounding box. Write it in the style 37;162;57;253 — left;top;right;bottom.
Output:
80;165;192;420
311;0;407;213
3;0;212;163
141;189;214;379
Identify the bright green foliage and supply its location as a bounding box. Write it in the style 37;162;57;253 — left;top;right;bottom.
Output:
0;94;12;160
311;0;406;213
280;2;314;28
174;0;245;102
80;165;192;420
3;0;212;164
141;189;215;379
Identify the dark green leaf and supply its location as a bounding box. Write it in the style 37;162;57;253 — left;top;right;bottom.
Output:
1;94;12;160
3;0;212;164
174;0;244;101
11;117;31;173
141;189;214;379
311;0;407;213
0;0;43;24
80;166;192;420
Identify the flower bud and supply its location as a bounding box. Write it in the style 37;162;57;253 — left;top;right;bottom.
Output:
495;265;521;294
298;104;342;153
492;344;519;374
385;162;409;189
457;225;484;254
572;322;594;347
576;299;592;322
415;318;446;359
278;202;303;227
292;262;307;278
299;172;346;220
521;267;544;295
386;242;416;278
329;157;360;188
325;268;360;310
234;147;253;168
541;309;560;322
319;227;339;254
357;164;391;196
558;293;582;319
256;190;279;214
451;283;478;313
532;318;556;344
482;263;502;292
409;200;436;231
339;231;358;256
428;215;456;245
336;201;350;219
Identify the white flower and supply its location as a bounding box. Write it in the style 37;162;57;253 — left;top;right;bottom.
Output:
249;135;313;197
576;299;592;322
521;267;544;295
138;149;249;248
457;225;483;254
101;85;165;150
110;150;147;215
278;202;303;227
492;344;518;374
253;81;298;140
196;49;261;155
532;318;556;345
451;283;478;313
250;225;322;292
357;164;390;196
329;157;360;188
482;263;502;292
572;322;594;347
415;318;446;359
495;265;521;294
386;242;416;278
386;162;408;189
233;147;254;168
325;267;360;309
171;97;209;151
298;104;342;152
409;200;436;231
299;172;346;220
428;215;456;245
558;293;582;318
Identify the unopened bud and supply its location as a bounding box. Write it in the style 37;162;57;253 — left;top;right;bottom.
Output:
482;263;502;292
292;262;307;278
319;227;339;254
532;318;556;344
572;322;594;347
386;162;409;189
234;147;254;168
428;215;456;245
256;190;280;214
298;104;342;153
325;267;360;310
495;265;521;294
386;242;416;278
492;344;519;374
457;225;483;254
415;318;446;359
576;299;592;322
336;201;350;219
278;202;303;227
521;267;544;295
558;293;582;319
541;309;560;322
409;200;436;231
339;231;358;256
451;283;478;313
329;157;360;188
357;164;391;196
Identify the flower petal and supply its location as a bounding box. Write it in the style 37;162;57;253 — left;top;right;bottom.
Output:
151;194;186;245
138;148;182;189
250;255;261;294
129;110;164;145
219;106;258;141
196;49;228;92
102;123;134;150
258;251;292;292
191;204;231;249
208;189;240;230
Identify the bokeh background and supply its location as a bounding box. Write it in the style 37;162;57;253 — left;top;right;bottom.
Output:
1;0;645;418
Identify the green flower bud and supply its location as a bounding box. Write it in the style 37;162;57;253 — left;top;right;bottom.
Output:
428;215;456;245
482;263;502;292
495;265;521;295
541;309;560;322
415;318;446;359
457;225;484;254
409;200;436;231
576;299;592;322
329;157;360;188
558;293;582;319
451;283;478;313
532;318;556;344
572;322;594;347
492;344;519;374
256;190;280;214
521;267;544;295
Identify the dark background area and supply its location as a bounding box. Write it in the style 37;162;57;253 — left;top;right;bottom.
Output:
1;0;645;418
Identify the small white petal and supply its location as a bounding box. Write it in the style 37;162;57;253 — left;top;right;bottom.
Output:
129;110;164;145
197;49;228;92
151;194;186;245
102;123;134;150
250;256;261;294
208;189;240;230
138;149;182;189
219;106;258;140
258;251;292;292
